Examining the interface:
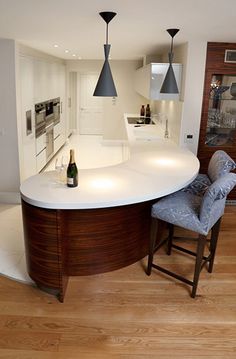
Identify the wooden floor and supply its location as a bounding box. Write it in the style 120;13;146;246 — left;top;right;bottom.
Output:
0;206;236;358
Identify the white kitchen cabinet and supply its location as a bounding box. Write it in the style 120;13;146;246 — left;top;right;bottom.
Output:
53;122;61;140
33;60;66;103
36;148;47;172
35;130;47;172
54;121;66;153
54;122;62;153
54;134;62;153
58;64;66;144
19;52;67;180
34;59;49;103
19;56;37;181
36;133;46;155
134;63;182;101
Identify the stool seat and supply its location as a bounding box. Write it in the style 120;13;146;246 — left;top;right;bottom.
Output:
152;191;205;235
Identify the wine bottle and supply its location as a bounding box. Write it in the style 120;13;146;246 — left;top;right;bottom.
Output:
146;104;151;118
67;149;78;188
140;105;145;117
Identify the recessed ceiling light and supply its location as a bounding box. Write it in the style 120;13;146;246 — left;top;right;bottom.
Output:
72;54;76;57
54;44;59;48
65;49;69;53
78;56;82;60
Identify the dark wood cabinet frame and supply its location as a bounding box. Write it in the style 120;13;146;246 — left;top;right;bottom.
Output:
198;42;236;199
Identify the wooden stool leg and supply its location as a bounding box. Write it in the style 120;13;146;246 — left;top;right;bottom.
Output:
191;235;207;298
167;223;174;255
208;218;221;273
146;218;158;275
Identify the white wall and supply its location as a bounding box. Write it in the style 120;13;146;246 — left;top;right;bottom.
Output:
152;100;183;144
66;59;147;140
180;41;207;154
0;39;20;202
153;41;207;154
152;43;187;145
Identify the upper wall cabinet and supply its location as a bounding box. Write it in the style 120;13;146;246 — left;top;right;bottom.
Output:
33;60;66;103
134;63;182;101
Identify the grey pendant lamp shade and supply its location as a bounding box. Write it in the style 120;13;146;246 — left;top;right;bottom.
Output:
93;11;117;97
160;28;180;94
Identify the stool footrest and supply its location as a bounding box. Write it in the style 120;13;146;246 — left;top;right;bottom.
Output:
172;244;209;261
151;263;193;286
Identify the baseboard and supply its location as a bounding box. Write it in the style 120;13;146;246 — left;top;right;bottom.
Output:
0;192;21;204
226;200;236;205
101;139;129;146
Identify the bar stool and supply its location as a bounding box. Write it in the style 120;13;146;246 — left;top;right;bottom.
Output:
147;151;236;297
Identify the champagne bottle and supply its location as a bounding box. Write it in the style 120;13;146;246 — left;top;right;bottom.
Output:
67;149;78;187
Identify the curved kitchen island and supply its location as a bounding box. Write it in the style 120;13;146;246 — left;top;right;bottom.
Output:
21;120;199;302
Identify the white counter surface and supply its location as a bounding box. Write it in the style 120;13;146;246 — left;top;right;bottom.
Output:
20;115;199;209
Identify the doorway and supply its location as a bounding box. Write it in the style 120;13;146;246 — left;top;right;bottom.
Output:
78;73;104;135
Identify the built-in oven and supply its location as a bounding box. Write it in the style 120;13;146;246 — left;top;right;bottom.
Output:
35;102;46;138
53;97;60;125
45;100;54;125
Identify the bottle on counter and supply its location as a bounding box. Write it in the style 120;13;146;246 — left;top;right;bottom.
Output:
145;104;151;118
140;105;145;117
67;149;78;188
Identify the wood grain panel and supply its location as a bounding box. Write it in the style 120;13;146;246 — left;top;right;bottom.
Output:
63;202;153;276
21;200;68;302
21;199;154;300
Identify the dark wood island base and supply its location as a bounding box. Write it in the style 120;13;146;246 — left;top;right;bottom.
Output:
21;199;154;302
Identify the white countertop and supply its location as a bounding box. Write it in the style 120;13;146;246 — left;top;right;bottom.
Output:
20;115;199;209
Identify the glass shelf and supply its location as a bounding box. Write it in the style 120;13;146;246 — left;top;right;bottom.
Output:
205;74;236;147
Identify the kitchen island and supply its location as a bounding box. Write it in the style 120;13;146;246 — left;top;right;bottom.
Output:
21;115;199;301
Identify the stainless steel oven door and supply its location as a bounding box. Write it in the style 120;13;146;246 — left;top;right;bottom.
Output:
46;123;54;160
53;98;60;125
35;102;46;127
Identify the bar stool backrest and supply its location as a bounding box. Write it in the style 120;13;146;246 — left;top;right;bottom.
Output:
207;150;236;182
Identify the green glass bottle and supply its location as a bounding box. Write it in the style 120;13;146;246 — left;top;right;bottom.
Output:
67;149;78;188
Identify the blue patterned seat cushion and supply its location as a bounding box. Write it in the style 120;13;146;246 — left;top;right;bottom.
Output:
152;191;206;234
182;174;211;197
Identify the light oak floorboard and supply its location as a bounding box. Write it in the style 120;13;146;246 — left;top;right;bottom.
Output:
0;206;236;357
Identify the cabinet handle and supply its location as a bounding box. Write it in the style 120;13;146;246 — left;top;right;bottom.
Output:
61;102;63;114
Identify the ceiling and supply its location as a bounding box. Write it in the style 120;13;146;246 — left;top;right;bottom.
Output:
0;0;235;60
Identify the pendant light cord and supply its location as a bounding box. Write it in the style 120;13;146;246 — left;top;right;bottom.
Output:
170;37;173;54
106;23;108;44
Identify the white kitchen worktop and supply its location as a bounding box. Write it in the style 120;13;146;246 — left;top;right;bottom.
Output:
20;115;199;209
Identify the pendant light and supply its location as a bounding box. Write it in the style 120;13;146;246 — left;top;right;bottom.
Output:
93;11;117;97
160;28;180;94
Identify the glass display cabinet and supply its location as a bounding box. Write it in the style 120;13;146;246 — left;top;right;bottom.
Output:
206;74;236;147
198;42;236;199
